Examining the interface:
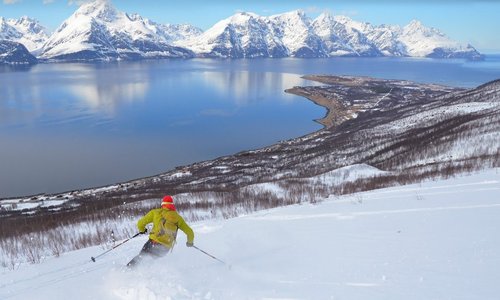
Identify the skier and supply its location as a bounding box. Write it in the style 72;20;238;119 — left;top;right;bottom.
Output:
127;195;194;267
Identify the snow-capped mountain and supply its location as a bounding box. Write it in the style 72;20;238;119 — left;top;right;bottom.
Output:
176;12;288;58
0;40;38;64
178;10;327;58
179;10;480;59
40;1;195;61
0;16;48;54
311;14;353;56
159;23;203;44
332;15;482;59
312;13;381;57
123;13;202;44
400;20;461;57
399;20;481;59
269;10;327;58
364;24;407;57
1;0;483;61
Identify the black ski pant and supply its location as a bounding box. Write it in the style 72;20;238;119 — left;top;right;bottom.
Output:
127;239;171;267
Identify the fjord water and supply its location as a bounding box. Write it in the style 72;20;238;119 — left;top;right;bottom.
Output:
1;57;499;198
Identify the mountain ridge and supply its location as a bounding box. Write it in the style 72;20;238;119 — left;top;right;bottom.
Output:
0;16;49;55
0;1;484;63
40;1;195;61
0;40;38;64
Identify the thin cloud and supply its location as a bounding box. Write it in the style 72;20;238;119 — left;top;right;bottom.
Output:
67;0;107;6
3;0;21;4
67;0;84;5
43;0;55;4
304;6;324;14
337;10;359;17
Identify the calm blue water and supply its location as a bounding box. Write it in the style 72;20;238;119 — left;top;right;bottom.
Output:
1;56;499;197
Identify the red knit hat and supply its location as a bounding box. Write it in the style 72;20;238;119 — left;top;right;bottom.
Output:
161;195;176;211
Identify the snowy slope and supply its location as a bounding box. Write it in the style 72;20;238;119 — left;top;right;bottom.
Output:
1;1;481;60
332;15;403;57
0;16;48;54
177;10;329;58
0;40;37;64
176;12;287;58
269;10;327;58
159;23;202;44
178;10;341;58
315;14;381;57
1;169;499;299
312;13;361;57
399;20;473;58
40;1;194;61
178;10;481;59
332;15;482;59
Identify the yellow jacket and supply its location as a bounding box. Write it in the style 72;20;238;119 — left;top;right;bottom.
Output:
137;207;194;248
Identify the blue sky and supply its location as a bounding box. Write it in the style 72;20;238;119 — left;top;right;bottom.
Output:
1;0;499;52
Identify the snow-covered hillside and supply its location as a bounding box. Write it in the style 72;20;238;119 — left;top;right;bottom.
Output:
1;169;498;299
0;0;482;61
40;1;195;61
179;10;481;59
312;13;381;57
269;10;327;58
0;40;37;64
176;12;290;58
0;16;48;54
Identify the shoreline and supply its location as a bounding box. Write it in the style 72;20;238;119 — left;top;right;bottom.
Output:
0;75;457;201
285;75;392;129
285;85;338;128
0;77;339;201
285;79;350;129
0;75;488;210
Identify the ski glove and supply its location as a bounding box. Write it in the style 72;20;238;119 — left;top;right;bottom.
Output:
186;241;194;247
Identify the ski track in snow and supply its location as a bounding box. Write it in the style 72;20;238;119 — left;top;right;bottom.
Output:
249;202;500;221
374;87;394;106
1;169;499;300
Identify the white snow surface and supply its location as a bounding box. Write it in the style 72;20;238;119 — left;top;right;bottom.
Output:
246;164;389;199
1;169;499;299
164;9;478;59
1;2;480;59
40;1;200;59
399;20;461;57
0;16;48;53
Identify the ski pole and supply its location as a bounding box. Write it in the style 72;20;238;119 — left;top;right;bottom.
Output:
193;245;228;265
91;232;142;262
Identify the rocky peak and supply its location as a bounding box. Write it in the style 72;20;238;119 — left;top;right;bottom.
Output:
274;9;307;20
403;20;442;37
314;12;335;24
75;0;119;22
